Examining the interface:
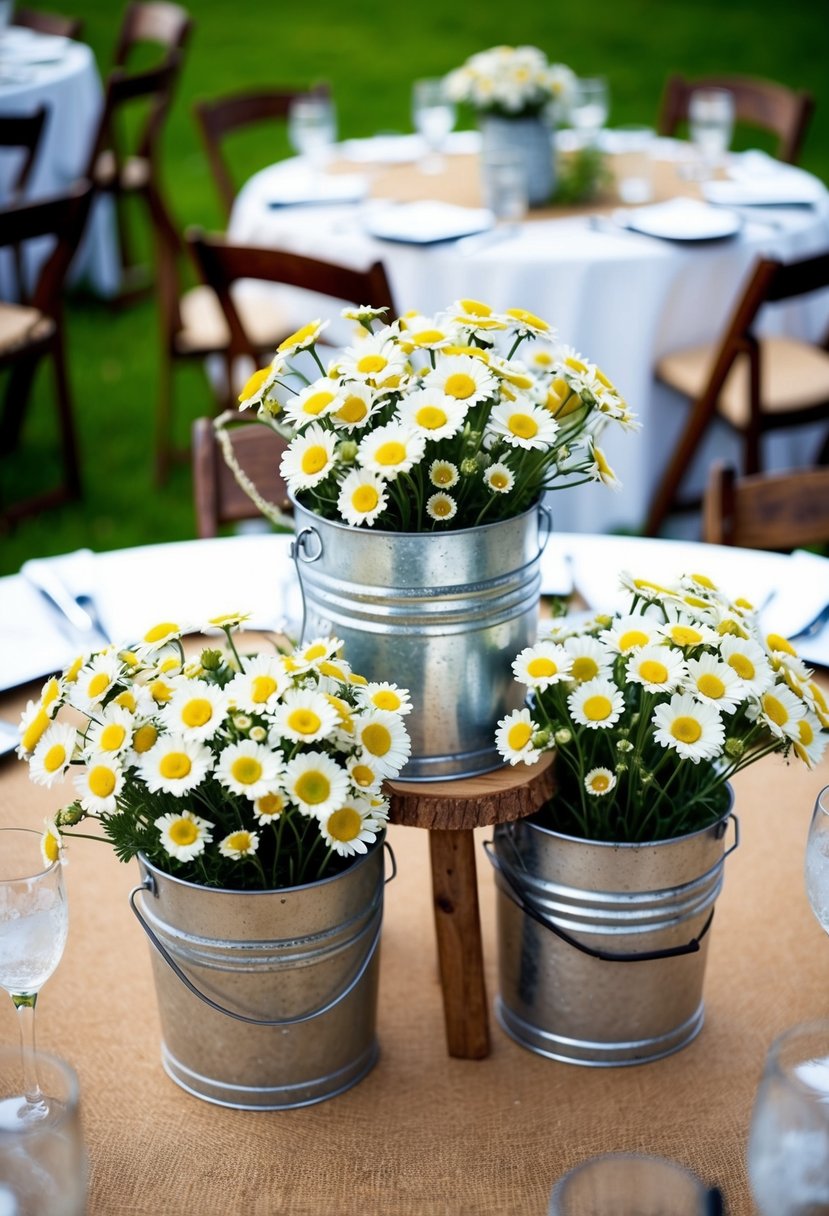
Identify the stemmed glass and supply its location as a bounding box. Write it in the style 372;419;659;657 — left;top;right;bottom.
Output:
570;77;609;146
687;88;734;180
0;828;68;1124
805;786;829;933
411;77;455;174
747;1020;829;1214
287;93;337;179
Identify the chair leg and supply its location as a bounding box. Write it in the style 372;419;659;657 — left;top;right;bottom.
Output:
0;355;39;453
155;346;174;486
50;337;82;499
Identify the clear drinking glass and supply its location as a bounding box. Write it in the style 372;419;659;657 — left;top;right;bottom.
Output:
548;1152;713;1215
480;148;528;226
411;77;456;174
747;1020;829;1215
688;88;734;179
805;786;829;934
0;1045;87;1216
570;77;609;145
287;93;337;174
0;829;68;1124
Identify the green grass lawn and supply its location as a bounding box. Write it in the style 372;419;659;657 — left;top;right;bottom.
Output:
2;0;827;574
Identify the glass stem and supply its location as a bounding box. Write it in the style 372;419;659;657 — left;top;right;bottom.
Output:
12;992;44;1107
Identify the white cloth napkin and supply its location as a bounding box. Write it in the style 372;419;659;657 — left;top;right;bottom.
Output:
703;150;825;207
266;171;368;207
364;201;494;244
761;550;829;666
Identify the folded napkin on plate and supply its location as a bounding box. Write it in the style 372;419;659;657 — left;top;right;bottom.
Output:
703;150;825;207
617;197;740;240
365;200;494;244
266;172;368;207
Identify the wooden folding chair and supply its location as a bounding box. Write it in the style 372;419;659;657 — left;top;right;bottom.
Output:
644;251;829;537
12;8;84;39
703;462;829;551
0;107;47;300
0;183;93;528
110;1;194;69
658;73;814;164
192;415;291;538
193;84;331;221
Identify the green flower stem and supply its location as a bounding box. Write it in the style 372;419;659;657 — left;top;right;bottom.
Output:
221;626;245;673
309;344;327;378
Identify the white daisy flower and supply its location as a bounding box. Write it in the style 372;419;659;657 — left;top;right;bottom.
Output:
17;700;51;757
337;467;388;527
318;799;379;856
488;355;536;392
288;636;345;675
124;717;161;767
793;711;828;768
161;681;228;741
757;683;807;740
154;809;213;862
600;614;661;655
253;790;287;823
337;331;408;384
683;655;744;714
70;652;123;712
237;356;285;410
562;636;614;684
272;688;339;743
488;399;559;450
585;444;622;490
355;682;412;716
138;735;212;796
495;707;540;765
511;642;572;690
204;611;252;632
568;678;625;730
353;710;411;777
426;492;457;523
29;723;78;788
40;822;63;867
423;354;496;404
398;314;456;351
135;675;181;715
626;645;687;693
329;383;379;431
504;307;554;338
429;459;459;489
281;380;341;430
656;615;719;650
347;753;384;794
803;680;829;729
652;694;725;762
225;655;290;713
341;303;389;325
283;751;350;819
215;739;282;798
135;621;188;655
275;318;329;358
357;422;426;479
484;462;515;494
73;758;124;815
444;299;508;334
280;423;338;490
584;767;617;797
218;829;260;860
86;704;135;758
397;389;468;441
38;676;63;718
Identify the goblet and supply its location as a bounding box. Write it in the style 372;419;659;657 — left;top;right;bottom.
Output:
0;828;68;1124
570;77;609;145
287;93;337;176
688;87;734;179
805;785;829;934
747;1019;829;1215
412;77;455;174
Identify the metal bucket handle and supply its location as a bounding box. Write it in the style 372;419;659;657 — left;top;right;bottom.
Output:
128;841;396;1027
483;814;739;964
290;525;322;644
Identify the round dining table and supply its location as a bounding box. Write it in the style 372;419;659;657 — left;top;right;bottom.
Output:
1;531;828;1214
229;131;829;536
0;25;119;298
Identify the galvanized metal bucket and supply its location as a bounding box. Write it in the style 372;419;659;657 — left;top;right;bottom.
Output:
489;801;738;1066
129;839;392;1109
291;499;551;781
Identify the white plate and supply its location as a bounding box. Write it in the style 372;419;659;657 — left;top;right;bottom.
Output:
266;172;367;207
365;201;494;245
624;198;742;241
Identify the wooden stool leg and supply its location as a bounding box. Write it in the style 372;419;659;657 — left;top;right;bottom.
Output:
428;828;490;1060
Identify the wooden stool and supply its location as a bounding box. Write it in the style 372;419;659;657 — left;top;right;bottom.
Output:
385;755;556;1060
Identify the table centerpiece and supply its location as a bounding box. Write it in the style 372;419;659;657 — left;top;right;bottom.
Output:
18;617;412;1108
444;45;576;204
489;570;829;1064
234;298;637;780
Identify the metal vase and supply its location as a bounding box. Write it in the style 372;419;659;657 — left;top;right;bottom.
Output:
291;499;550;782
480;114;556;207
130;839;388;1109
490;797;738;1066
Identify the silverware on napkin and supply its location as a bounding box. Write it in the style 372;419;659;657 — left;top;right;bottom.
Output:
21;558;110;645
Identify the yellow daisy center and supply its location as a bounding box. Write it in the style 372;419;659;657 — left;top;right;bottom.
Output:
301;445;329;475
489;470;510;490
352;485;379;513
295;771;331;804
362;723;391;756
302;390;335;416
226;831;252;853
372;690;401;711
89;765;116;797
100;723;127;751
727;653;755;680
278;321;319;352
351;763;375;787
41;679;60;710
43;744;66;772
444;373;476;400
257;793;284;817
319;661;347;680
697;674;725;699
431;497;454;518
251;675;278;703
65;656;84;683
149;680;173;705
238;366;270;403
133;724;158;754
87;672;110;698
327;806;363;842
356;354;388;375
762;693;789;727
506;308;549;331
590;773;611;792
337;396;368;423
144;622;178;644
287;708;322;735
670;626;703;647
584;695;613;722
459;298;491;316
22;709;50;753
507;721;532;750
671;717;702;744
618;630;649;652
115;691;137;712
571;657;599;682
159;752;191;780
42;833;60;863
412;329;446;345
231;757;263;785
169;819;198;846
415;405;448;430
639;660;668;684
304;643;327;661
799;719;815;745
508;413;538;439
564;356;588;373
767;633;797;657
527;657;557;679
375;441;406;467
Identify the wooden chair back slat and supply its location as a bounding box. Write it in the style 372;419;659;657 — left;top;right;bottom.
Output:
12;8;84;39
192;417;291;538
112;1;193;66
703;462;829;550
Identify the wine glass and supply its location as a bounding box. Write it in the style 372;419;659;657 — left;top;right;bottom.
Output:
411;77;455;174
0;829;68;1124
287;93;337;177
747;1020;829;1214
805;786;829;933
687;88;734;180
570;77;609;146
548;1152;714;1214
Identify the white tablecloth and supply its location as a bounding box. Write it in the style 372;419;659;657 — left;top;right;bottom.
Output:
0;27;119;297
228;133;829;536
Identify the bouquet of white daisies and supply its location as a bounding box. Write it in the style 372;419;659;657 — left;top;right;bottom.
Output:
236;298;636;532
445;45;576;120
18;616;411;889
496;572;829;842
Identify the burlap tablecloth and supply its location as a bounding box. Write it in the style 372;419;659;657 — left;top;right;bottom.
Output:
2;673;827;1216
